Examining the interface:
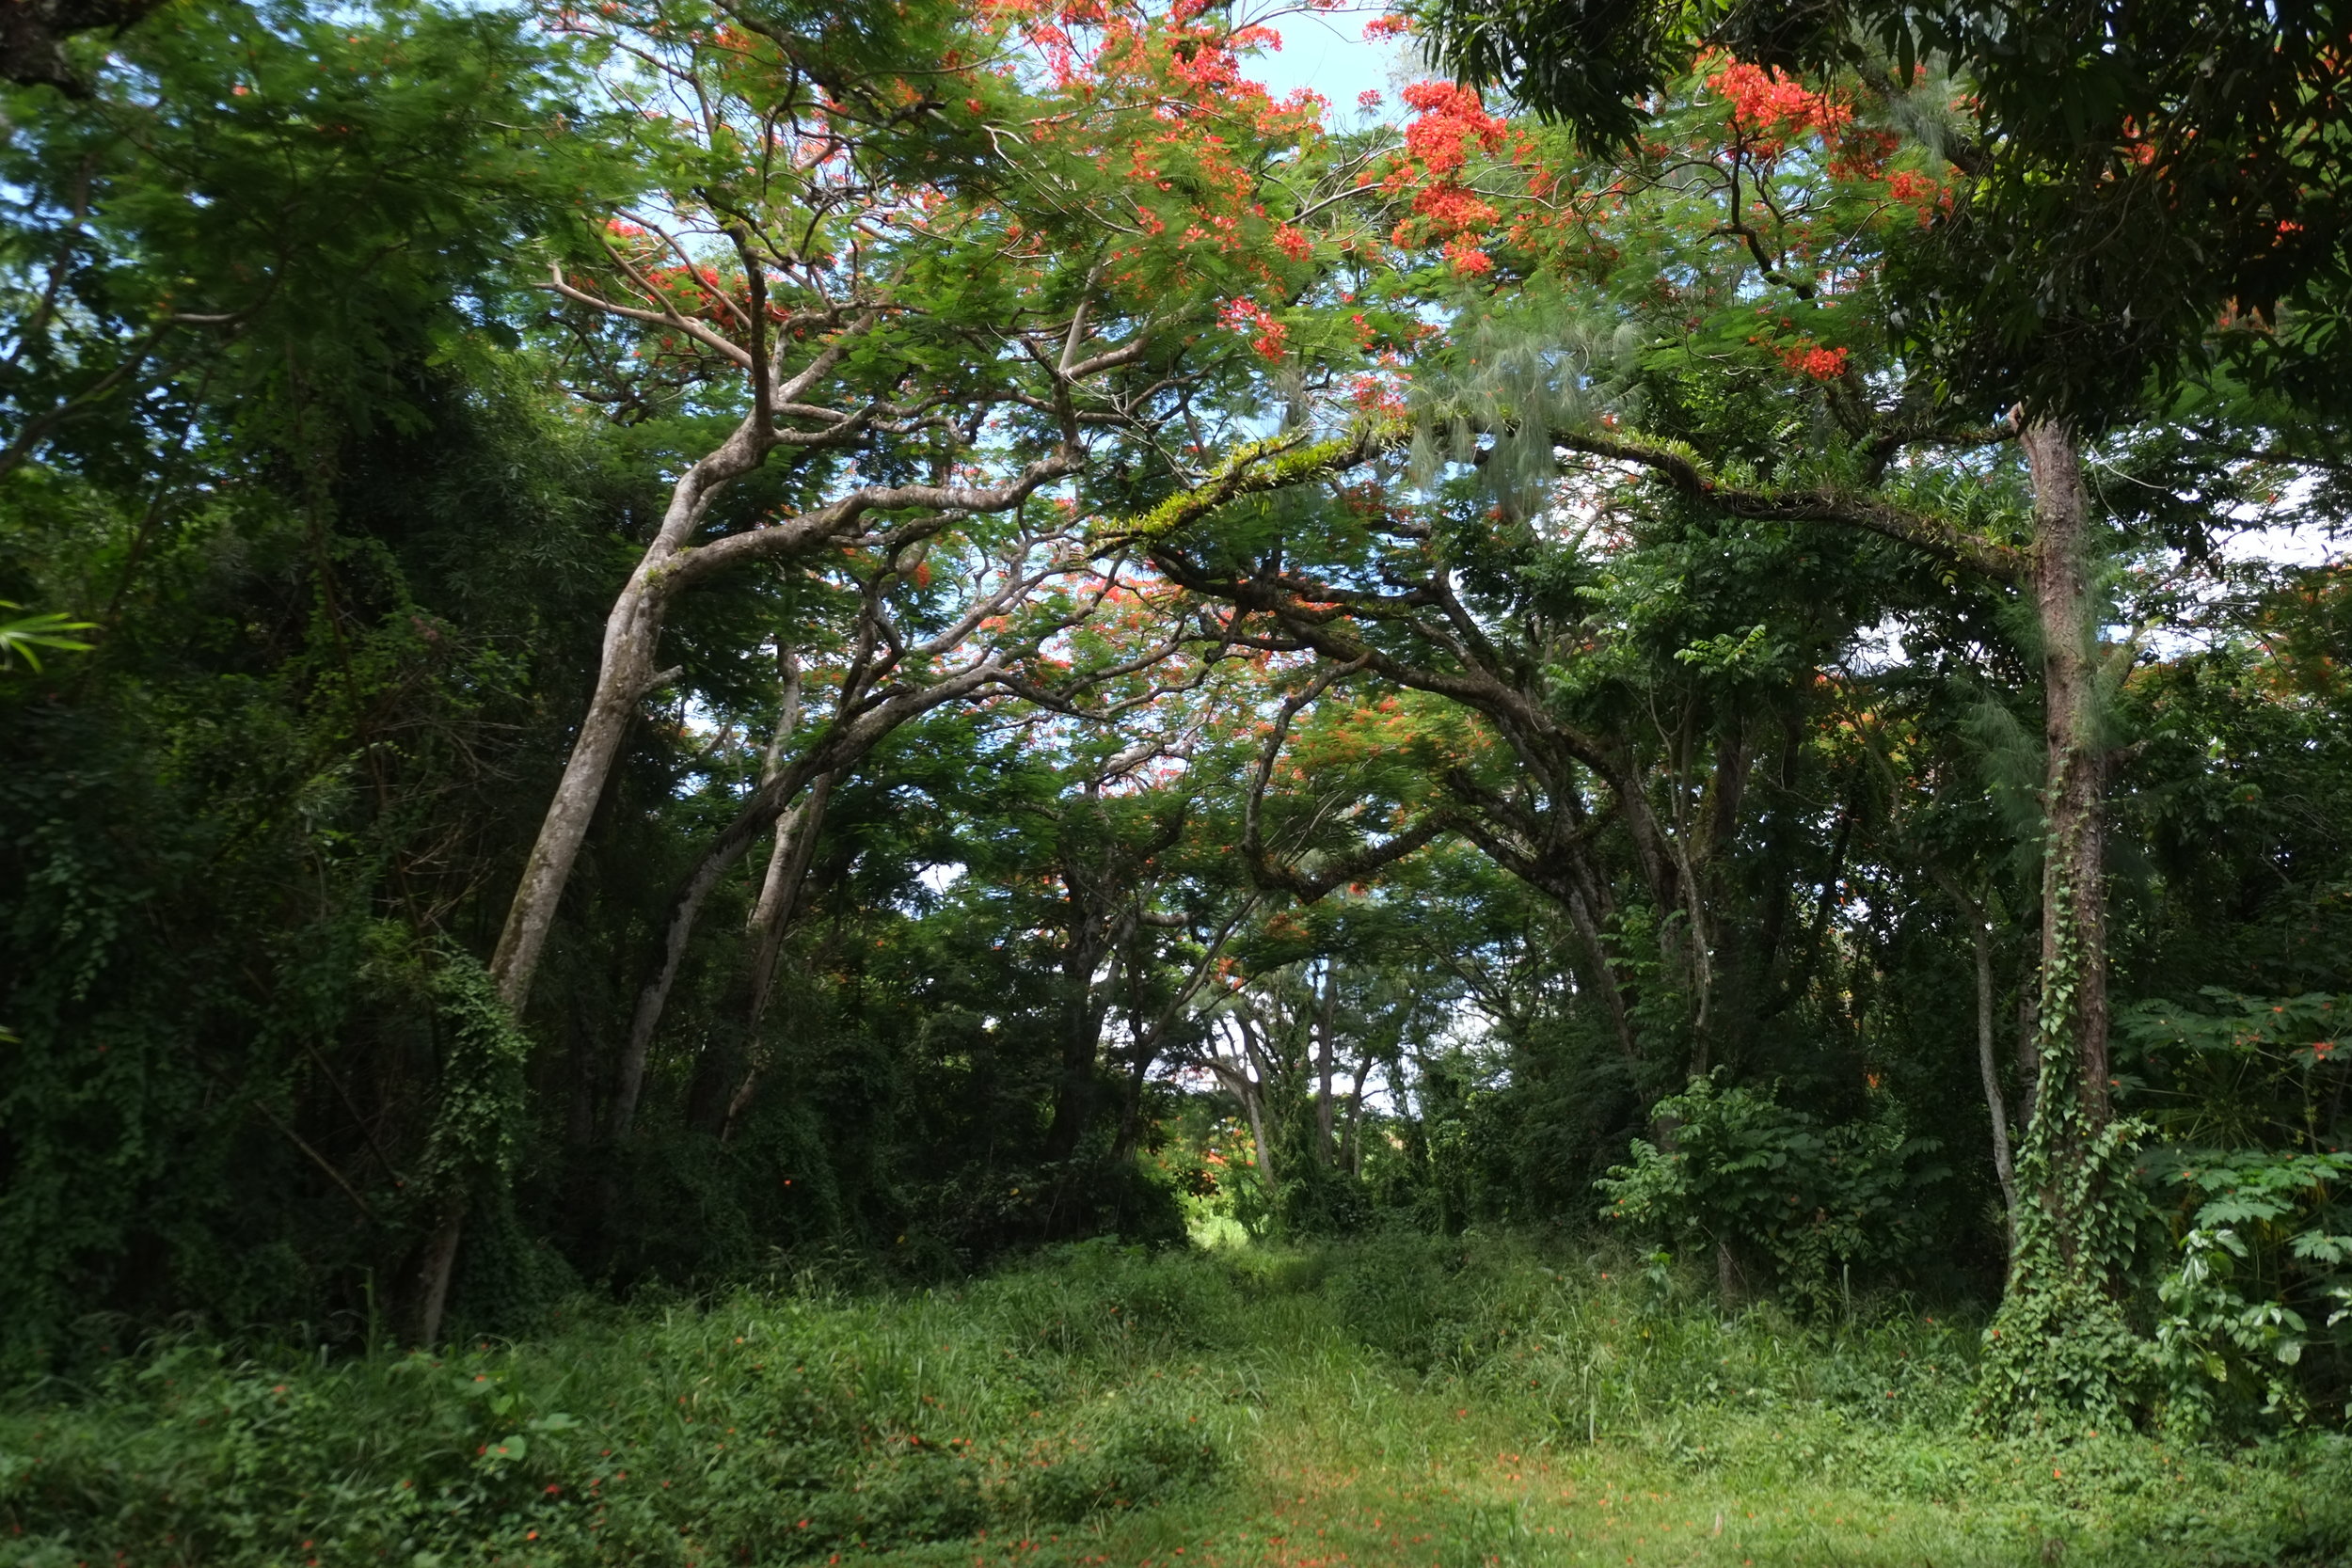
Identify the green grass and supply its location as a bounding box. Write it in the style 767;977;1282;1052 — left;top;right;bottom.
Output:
7;1233;2348;1567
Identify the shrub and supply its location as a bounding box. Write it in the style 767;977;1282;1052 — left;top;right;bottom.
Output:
1597;1073;1950;1311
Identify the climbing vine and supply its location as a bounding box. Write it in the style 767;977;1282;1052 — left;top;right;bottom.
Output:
1979;868;2154;1424
417;948;533;1211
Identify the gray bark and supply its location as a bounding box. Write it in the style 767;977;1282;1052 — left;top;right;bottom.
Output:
489;407;785;1013
1930;867;2019;1231
489;408;1075;1016
721;770;835;1144
2012;417;2116;1289
412;1197;466;1346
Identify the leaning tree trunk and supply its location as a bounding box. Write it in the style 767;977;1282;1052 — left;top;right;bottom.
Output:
608;655;1008;1141
411;1199;467;1347
456;403;795;1323
719;771;836;1144
1213;1008;1283;1201
489;416;775;1014
1982;418;2140;1418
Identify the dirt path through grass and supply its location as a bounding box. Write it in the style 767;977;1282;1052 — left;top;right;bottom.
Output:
870;1354;2277;1568
10;1239;2345;1567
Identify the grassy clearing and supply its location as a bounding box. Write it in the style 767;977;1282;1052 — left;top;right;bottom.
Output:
6;1234;2347;1567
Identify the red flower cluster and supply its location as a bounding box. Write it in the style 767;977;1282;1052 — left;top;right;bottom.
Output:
1884;168;1951;226
1400;80;1508;176
1166;22;1277;91
1218;297;1288;361
1779;341;1850;381
1443;237;1495;275
1383;81;1514;274
954;0;1350;317
1703;56;1851;157
1350;374;1407;418
1411;183;1497;234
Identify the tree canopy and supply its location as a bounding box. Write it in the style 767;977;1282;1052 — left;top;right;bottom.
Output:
1;0;2347;1439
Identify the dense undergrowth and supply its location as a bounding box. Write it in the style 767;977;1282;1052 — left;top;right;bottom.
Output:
8;1233;2349;1567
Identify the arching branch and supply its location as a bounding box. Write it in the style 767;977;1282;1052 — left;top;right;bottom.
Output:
1240;658;1456;902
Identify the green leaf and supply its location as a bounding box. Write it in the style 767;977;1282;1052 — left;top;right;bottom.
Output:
0;603;96;673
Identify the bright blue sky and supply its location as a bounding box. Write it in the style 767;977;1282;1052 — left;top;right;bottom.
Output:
1240;8;1416;120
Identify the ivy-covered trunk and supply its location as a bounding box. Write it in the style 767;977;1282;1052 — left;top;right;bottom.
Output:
2026;420;2112;1147
411;953;532;1346
1981;419;2147;1418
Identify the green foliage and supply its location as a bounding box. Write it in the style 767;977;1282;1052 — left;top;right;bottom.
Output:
1980;870;2158;1426
2121;990;2352;1431
1597;1074;1949;1313
0;602;93;671
1408;0;2352;420
0;1245;1244;1566
10;1237;2352;1568
0;0;2345;1472
2;0;621;483
420;950;535;1201
2156;1222;2336;1431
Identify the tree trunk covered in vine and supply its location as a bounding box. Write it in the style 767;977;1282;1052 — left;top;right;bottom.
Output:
2026;419;2112;1154
1983;418;2142;1418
